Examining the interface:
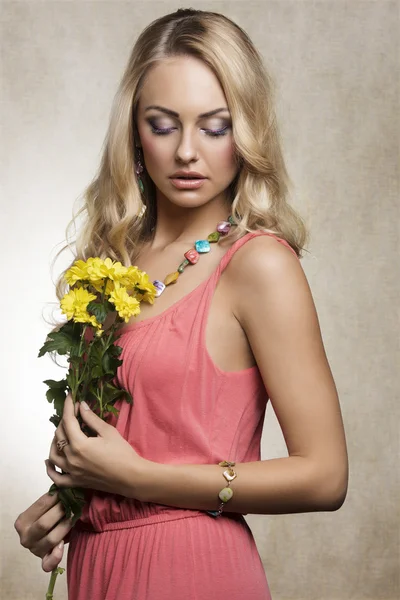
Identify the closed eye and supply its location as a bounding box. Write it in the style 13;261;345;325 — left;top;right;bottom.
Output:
148;122;230;138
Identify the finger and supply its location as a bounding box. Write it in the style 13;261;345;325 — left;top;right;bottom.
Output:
42;541;64;573
24;500;66;550
29;513;73;563
62;393;86;445
14;491;59;530
45;460;75;488
79;400;109;437
54;419;68;444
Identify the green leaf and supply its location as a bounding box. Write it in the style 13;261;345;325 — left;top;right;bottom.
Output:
123;390;133;405
38;321;83;357
44;379;68;413
102;352;122;375
88;342;104;378
50;414;61;428
87;301;108;324
53;486;86;525
43;378;68;389
109;343;123;357
102;381;127;403
104;404;120;417
45;387;66;417
48;483;58;496
38;331;76;357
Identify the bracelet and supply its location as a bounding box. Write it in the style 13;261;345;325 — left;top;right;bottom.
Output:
206;460;237;518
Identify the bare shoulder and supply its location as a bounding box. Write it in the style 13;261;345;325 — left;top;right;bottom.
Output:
226;234;307;319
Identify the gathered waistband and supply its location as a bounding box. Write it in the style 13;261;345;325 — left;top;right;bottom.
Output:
74;508;244;533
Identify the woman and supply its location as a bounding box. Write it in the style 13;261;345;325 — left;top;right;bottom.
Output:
15;8;348;599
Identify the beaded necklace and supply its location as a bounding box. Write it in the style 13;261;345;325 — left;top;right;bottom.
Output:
152;214;237;297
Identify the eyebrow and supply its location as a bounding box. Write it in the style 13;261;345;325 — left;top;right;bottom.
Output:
144;105;230;118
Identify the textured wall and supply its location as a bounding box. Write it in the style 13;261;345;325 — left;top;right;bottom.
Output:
1;1;398;599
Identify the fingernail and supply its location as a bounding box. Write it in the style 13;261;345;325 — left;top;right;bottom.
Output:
81;401;90;411
58;541;64;550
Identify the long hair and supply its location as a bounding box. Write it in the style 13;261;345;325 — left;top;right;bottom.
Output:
53;7;309;305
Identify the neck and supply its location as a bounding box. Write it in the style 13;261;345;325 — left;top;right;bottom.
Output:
147;196;232;252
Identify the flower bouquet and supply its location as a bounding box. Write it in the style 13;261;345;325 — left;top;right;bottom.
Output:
38;257;156;599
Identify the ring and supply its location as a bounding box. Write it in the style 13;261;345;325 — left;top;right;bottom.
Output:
56;439;69;453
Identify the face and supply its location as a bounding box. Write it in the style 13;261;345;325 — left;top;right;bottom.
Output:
135;55;239;210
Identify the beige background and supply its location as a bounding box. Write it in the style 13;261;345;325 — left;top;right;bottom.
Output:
1;1;399;599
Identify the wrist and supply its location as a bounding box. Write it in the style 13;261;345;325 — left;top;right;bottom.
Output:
124;456;164;501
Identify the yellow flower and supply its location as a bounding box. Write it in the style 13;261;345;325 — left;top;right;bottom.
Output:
105;279;116;296
118;266;141;289
73;310;102;329
108;284;141;323
133;271;157;304
65;260;89;286
85;258;108;283
92;257;129;282
60;288;101;328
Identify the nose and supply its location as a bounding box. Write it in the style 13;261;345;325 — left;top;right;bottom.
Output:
175;128;199;164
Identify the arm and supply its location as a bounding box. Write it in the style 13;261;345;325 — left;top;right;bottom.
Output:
134;236;348;514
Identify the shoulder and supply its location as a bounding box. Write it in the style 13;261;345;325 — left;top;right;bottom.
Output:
225;233;312;327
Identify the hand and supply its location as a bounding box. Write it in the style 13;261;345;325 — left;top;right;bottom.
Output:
14;491;73;572
46;393;147;498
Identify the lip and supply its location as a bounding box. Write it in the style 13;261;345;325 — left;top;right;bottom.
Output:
170;170;206;178
170;178;206;190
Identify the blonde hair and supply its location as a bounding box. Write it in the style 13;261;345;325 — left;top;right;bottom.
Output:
53;7;309;304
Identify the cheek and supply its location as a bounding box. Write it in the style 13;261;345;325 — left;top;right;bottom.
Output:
141;137;166;168
210;140;237;175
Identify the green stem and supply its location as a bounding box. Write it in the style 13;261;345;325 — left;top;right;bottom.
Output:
45;567;65;600
78;324;88;357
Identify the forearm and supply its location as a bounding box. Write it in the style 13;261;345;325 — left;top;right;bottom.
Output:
133;456;347;515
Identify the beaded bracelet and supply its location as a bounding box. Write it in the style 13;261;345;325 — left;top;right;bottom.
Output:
206;461;238;518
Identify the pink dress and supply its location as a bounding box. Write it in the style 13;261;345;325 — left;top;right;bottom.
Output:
67;231;298;600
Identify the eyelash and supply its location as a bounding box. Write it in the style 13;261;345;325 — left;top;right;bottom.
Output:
149;124;229;137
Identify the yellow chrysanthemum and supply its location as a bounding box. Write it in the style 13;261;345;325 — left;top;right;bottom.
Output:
90;257;129;283
60;287;96;320
105;279;116;296
133;271;157;305
118;266;141;289
108;285;141;323
60;288;101;328
64;260;89;286
73;310;102;329
85;258;108;283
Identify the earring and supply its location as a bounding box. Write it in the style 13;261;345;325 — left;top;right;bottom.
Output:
135;146;145;193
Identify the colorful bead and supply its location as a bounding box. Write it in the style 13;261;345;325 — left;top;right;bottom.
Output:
218;487;234;503
164;271;179;286
195;240;211;253
152;215;235;301
177;258;190;273
216;221;231;235
218;460;236;467
184;248;200;264
223;468;237;483
207;232;220;243
153;280;166;297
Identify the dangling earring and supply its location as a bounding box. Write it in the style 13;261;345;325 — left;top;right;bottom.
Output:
135;146;145;193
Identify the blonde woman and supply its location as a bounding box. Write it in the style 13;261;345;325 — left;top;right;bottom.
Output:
15;8;348;599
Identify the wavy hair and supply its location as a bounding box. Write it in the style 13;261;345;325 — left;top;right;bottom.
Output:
52;7;309;305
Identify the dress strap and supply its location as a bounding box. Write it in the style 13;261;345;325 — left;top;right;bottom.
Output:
217;230;298;275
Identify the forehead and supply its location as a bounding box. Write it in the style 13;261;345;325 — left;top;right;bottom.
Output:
137;56;228;115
